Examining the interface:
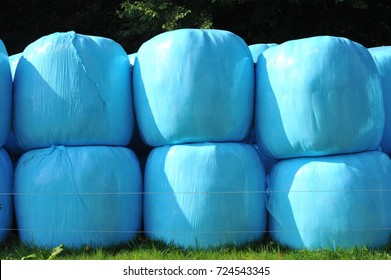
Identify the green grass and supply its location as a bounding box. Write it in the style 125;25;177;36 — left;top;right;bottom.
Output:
1;233;391;260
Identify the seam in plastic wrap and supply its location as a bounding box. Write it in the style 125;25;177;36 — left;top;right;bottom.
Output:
58;146;100;243
70;34;107;108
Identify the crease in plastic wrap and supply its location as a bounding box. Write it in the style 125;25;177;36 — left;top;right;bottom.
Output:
0;40;12;147
368;46;391;155
133;28;254;146
144;143;266;248
13;31;134;150
255;36;384;159
248;43;277;63
0;149;13;243
267;151;391;250
14;146;142;248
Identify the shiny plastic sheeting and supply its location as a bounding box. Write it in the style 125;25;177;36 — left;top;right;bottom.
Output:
134;29;254;146
268;151;391;250
255;36;384;159
13;31;133;150
369;46;391;155
0;40;12;147
0;149;13;243
14;146;142;248
144;143;266;248
248;43;277;63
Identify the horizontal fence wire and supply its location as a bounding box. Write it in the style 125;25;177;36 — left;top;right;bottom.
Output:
2;189;391;195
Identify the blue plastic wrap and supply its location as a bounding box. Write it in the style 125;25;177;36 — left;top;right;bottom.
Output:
369;46;391;155
14;146;142;248
13;31;133;150
255;36;384;159
9;52;22;78
248;43;277;63
253;144;276;175
0;40;12;147
0;149;13;243
144;143;266;248
5;53;23;156
128;53;137;66
133;28;254;146
268;151;391;250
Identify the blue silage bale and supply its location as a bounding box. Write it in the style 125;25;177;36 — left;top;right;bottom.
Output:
0;40;12;147
268;151;391;250
0;148;13;243
14;146;142;248
144;142;266;248
13;31;134;150
255;36;384;159
133;28;254;146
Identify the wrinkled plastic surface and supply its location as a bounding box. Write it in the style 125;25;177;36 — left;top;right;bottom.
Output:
144;143;266;248
0;40;12;147
0;149;13;243
255;36;384;159
369;46;391;154
14;146;142;248
268;151;391;250
248;43;277;63
134;29;254;146
13;31;133;150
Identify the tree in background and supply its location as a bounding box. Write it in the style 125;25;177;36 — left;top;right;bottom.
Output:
117;0;391;52
0;0;122;55
0;0;390;54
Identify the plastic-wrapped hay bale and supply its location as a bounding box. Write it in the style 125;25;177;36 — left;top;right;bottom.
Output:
13;31;133;150
0;40;12;147
0;149;13;243
14;146;142;248
144;143;266;248
268;151;391;250
134;28;254;146
248;43;277;63
369;46;391;155
255;36;384;159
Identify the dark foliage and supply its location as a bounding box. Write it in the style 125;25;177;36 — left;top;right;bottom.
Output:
0;0;390;55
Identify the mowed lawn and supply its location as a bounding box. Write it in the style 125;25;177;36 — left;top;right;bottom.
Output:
1;233;390;260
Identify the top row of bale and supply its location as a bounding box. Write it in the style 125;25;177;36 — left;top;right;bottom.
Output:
0;29;390;159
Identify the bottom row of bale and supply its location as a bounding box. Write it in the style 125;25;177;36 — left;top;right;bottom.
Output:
1;143;391;250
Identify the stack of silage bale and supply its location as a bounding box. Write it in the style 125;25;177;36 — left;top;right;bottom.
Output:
255;36;391;250
134;29;267;248
12;31;142;248
0;40;13;244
